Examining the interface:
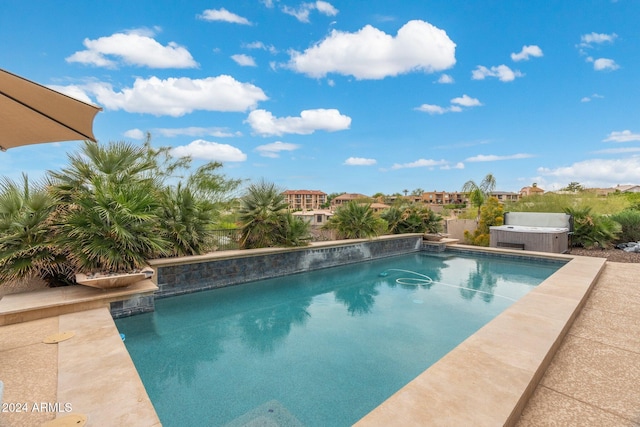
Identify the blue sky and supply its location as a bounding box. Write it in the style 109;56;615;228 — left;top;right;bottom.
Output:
2;0;639;195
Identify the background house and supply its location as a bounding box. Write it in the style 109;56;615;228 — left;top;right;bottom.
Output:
330;193;370;209
519;183;544;197
283;190;327;211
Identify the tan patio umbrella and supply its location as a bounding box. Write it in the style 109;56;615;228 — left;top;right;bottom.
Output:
0;68;101;151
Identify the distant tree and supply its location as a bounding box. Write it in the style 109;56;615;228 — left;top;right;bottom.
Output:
461;173;497;220
322;192;343;208
403;189;409;196
411;188;424;196
371;192;386;203
561;182;584;192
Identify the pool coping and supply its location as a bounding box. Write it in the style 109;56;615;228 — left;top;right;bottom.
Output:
355;245;606;426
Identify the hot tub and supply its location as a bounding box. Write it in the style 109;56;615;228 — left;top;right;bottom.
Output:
490;225;569;253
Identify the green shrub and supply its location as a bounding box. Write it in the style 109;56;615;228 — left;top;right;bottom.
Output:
565;207;621;248
505;192;630;215
611;209;640;243
464;197;503;246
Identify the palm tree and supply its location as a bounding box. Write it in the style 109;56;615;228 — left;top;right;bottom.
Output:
156;183;217;257
0;175;74;286
238;180;310;249
156;162;242;256
48;140;159;202
565;206;621;248
325;201;387;239
57;175;169;272
461;173;497;220
382;204;443;234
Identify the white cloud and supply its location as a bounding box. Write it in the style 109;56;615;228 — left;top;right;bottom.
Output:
315;1;339;16
231;54;257;66
594;147;640;154
579;33;619;70
153;127;240;138
288;20;456;80
283;1;338;23
465;153;534;162
451;94;482;107
472;65;523;82
66;30;197;68
391;158;448;169
603;130;640;143
171;140;247;162
416;94;481;114
344;157;377;166
198;8;251;25
124;129;145;139
538;157;640;187
85;75;267;116
592;58;619;71
581;93;604;102
511;45;543;61
437;74;454;84
244;41;278;54
255;141;301;158
246;108;351;136
579;32;617;48
415;104;449;115
440;162;465;170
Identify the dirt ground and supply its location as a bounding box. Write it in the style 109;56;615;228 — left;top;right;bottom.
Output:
567;246;640;263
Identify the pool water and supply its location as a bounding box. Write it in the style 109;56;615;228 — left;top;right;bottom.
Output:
116;251;562;426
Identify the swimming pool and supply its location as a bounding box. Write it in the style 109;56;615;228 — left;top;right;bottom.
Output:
116;251;563;426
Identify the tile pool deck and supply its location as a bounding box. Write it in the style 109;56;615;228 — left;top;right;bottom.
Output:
0;250;638;426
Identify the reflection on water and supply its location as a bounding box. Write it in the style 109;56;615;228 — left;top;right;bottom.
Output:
239;297;312;352
461;262;499;303
333;281;380;316
116;251;562;427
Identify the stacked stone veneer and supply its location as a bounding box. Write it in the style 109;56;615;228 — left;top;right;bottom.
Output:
110;295;155;318
151;235;422;299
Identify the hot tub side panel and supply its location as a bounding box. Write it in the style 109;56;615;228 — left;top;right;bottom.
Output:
490;229;568;253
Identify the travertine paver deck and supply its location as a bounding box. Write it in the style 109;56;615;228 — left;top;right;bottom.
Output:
516;262;640;426
0;307;160;427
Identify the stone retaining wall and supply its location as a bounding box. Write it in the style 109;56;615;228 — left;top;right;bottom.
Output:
150;235;422;299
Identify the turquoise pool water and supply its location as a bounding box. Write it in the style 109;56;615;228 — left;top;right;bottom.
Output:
116;251;563;426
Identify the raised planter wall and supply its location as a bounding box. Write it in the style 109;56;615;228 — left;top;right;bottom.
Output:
148;234;423;299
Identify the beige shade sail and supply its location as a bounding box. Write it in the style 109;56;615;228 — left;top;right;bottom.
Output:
0;68;102;151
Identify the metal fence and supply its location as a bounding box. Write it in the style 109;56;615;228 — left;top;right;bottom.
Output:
210;226;336;251
210;228;241;250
